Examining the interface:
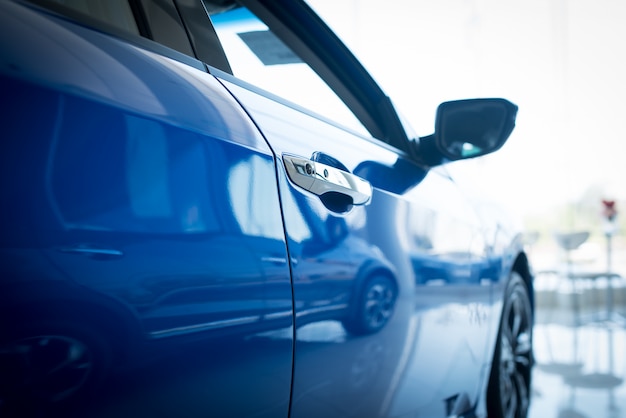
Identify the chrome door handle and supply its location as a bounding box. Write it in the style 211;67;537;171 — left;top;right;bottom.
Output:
283;155;372;205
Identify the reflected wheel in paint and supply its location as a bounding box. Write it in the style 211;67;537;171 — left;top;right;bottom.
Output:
343;275;397;335
0;321;111;410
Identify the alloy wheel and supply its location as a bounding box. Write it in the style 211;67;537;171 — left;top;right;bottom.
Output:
489;273;533;418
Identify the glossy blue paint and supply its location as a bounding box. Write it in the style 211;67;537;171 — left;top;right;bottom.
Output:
217;76;504;416
0;1;530;417
1;2;293;416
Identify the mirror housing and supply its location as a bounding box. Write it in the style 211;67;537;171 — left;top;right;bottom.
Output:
436;98;517;160
415;98;518;166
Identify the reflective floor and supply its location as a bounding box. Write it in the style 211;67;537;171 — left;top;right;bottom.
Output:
529;295;626;417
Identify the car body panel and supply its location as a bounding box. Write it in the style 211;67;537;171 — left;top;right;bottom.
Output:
1;2;293;416
0;1;531;417
217;74;499;416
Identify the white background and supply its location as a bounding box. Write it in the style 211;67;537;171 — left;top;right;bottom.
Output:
308;0;626;223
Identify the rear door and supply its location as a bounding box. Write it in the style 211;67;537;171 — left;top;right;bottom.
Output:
204;3;494;417
2;1;293;416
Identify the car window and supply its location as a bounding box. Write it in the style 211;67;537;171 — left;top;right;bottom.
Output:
26;0;196;59
206;3;369;136
31;0;140;35
139;0;195;55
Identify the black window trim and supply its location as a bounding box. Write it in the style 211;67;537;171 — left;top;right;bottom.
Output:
129;0;153;39
19;0;206;72
173;0;233;74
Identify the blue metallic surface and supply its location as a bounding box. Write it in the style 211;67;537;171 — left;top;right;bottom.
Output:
1;2;293;416
219;77;512;416
0;1;530;417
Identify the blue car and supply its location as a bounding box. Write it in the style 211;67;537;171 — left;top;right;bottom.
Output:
0;1;533;417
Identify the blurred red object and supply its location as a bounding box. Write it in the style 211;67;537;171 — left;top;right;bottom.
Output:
602;199;617;221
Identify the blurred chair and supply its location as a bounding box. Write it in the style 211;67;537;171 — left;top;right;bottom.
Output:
533;233;588;404
554;231;590;262
555;231;591;319
539;231;622;324
534;232;625;418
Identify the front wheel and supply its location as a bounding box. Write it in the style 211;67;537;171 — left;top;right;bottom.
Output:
487;272;534;418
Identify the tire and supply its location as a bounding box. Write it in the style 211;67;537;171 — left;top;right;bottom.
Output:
487;272;534;418
0;320;112;413
343;275;397;335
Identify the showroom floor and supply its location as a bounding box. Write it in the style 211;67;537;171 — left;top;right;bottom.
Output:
528;272;626;418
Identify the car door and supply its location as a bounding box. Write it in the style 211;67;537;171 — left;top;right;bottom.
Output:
1;1;293;416
202;2;495;416
220;80;495;418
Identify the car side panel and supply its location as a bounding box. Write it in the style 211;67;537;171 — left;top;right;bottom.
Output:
218;76;497;418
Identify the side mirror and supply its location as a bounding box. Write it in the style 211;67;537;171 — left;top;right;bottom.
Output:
435;98;518;160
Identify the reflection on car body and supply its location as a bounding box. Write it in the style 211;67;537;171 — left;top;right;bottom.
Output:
0;0;533;417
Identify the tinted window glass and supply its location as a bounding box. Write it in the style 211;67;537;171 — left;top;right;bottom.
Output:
140;0;195;56
28;0;197;59
36;0;140;35
50;97;220;234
